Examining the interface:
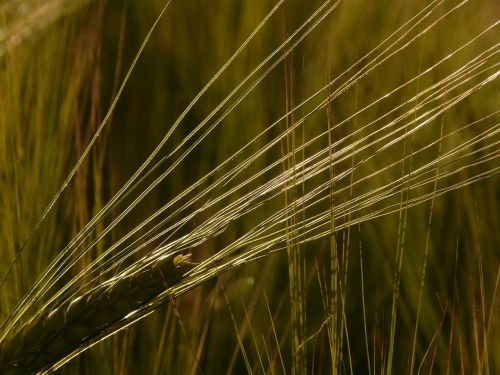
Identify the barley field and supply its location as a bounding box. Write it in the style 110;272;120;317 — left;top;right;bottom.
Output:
0;0;499;374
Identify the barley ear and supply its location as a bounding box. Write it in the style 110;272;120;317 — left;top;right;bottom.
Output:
0;253;193;374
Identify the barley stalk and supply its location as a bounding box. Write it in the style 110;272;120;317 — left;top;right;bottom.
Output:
1;0;499;373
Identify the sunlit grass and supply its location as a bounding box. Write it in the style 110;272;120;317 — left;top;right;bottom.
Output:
0;0;498;373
